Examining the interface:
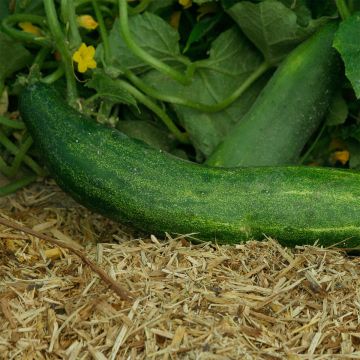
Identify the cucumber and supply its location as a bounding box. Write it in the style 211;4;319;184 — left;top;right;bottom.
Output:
206;22;340;167
20;82;360;247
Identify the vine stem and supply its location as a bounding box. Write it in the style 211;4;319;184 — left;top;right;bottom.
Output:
335;0;351;20
118;80;189;144
92;0;111;63
0;116;25;130
75;0;116;6
128;0;152;15
0;135;33;177
0;129;45;176
1;14;51;47
43;0;78;104
118;0;193;85
125;61;270;113
41;66;65;84
299;121;327;165
0;175;37;196
31;47;50;70
61;0;82;50
7;136;34;178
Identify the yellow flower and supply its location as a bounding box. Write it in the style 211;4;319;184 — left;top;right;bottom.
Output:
332;150;350;165
77;15;98;30
72;43;97;73
18;22;42;36
179;0;192;9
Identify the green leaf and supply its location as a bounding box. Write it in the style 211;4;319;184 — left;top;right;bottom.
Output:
326;92;348;126
96;12;182;74
0;32;32;81
333;13;360;99
147;0;176;14
183;13;223;53
141;28;267;158
277;0;312;26
14;0;44;15
227;0;327;64
305;0;337;18
86;69;136;106
117;120;175;151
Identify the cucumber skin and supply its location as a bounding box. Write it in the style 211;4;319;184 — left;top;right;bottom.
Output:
206;22;340;167
20;83;360;248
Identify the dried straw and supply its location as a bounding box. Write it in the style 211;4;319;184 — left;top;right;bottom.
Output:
1;182;360;359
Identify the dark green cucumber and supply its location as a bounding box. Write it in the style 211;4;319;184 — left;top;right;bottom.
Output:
206;22;340;167
20;83;360;247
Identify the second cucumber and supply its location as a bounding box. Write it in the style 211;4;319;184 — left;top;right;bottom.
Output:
206;22;341;167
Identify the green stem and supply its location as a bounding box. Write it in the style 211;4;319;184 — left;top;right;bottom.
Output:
0;116;25;130
42;66;65;84
118;80;189;143
61;0;82;50
299;122;327;164
42;61;61;69
0;156;13;177
348;0;354;12
0;175;37;197
0;130;45;176
128;0;152;14
75;0;116;6
1;14;51;47
43;0;78;104
125;61;270;113
118;0;193;85
92;0;111;63
335;0;351;20
32;47;50;70
7;136;34;177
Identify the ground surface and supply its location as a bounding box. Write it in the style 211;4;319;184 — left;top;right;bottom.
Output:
1;181;360;359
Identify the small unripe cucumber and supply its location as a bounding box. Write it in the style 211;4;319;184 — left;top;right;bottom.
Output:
19;83;360;248
206;22;340;167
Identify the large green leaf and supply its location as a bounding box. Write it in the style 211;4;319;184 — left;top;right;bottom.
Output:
227;0;327;64
141;28;267;158
96;12;182;75
117;120;175;151
333;13;360;99
0;32;32;81
86;69;136;106
183;13;223;53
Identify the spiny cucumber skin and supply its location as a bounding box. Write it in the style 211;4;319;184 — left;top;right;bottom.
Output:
207;22;340;168
20;83;360;248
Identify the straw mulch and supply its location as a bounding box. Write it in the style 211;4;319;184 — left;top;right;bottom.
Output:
1;180;360;359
